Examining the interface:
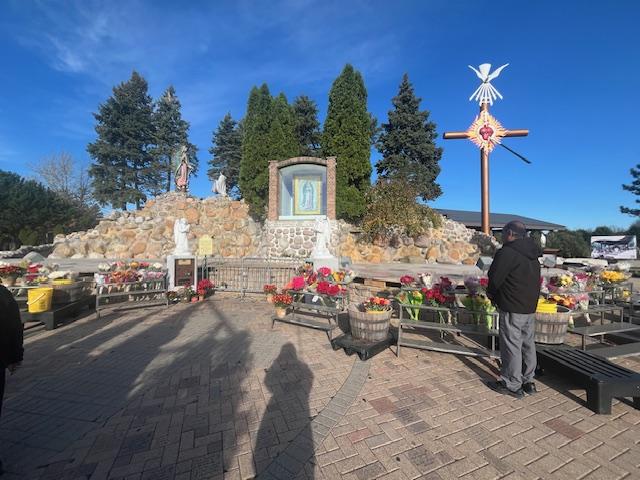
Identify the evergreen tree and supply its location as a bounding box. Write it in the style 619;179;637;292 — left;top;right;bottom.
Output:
153;86;198;194
87;71;156;209
239;84;273;218
376;73;443;201
621;164;640;217
293;95;321;156
322;64;373;222
208;113;242;196
0;170;99;248
268;93;299;163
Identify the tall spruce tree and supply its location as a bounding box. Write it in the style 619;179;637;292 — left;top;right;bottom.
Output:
88;71;156;209
239;84;273;217
268;93;299;162
376;73;443;201
208;113;242;196
153;86;198;194
322;64;373;222
293;95;321;156
621;164;640;216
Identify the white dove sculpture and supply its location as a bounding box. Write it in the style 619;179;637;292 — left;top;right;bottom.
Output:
468;63;509;105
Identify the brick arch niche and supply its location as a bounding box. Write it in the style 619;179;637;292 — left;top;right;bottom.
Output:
268;156;336;221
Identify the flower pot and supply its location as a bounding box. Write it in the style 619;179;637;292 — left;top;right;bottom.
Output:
1;275;17;287
266;293;274;304
348;305;392;341
191;297;198;303
199;295;205;302
274;307;288;318
534;306;570;344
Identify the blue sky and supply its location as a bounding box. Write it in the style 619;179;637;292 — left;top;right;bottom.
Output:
1;0;639;230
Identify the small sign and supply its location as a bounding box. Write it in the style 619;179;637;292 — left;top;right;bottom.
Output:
198;236;214;256
177;259;193;266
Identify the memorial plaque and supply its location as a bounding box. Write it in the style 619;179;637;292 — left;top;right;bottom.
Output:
175;258;195;286
198;236;213;256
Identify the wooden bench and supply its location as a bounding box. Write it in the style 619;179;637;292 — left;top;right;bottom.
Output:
537;345;640;414
271;292;344;341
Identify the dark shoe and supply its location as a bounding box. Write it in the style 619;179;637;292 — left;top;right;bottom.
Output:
522;382;537;395
486;380;524;399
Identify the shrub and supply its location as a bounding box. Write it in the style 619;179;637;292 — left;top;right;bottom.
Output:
546;230;591;258
361;179;441;242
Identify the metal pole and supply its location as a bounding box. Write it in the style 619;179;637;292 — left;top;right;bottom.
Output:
480;102;490;235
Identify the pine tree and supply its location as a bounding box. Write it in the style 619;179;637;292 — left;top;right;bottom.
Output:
321;64;373;222
376;74;443;201
153;86;198;195
208;113;242;196
293;95;321;156
239;84;273;218
621;164;640;216
87;71;156;209
268;93;299;162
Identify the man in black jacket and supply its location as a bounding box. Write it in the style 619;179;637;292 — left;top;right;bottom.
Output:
0;283;23;476
486;221;541;399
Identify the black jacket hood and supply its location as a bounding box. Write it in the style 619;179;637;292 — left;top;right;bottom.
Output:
504;237;541;260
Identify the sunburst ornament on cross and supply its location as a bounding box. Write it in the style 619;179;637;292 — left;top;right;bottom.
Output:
443;63;530;235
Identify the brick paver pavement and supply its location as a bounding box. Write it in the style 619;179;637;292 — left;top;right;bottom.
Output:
1;296;639;479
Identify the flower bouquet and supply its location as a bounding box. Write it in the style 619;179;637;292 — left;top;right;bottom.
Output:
421;278;456;323
263;284;277;303
273;293;293;318
599;270;630;285
397;289;423;321
461;293;496;328
363;296;391;312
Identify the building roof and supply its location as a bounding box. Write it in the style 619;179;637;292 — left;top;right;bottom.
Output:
436;209;566;231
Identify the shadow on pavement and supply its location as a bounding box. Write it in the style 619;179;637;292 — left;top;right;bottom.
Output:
1;299;254;480
255;342;314;478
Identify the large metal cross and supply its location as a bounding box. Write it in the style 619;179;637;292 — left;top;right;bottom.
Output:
443;64;529;235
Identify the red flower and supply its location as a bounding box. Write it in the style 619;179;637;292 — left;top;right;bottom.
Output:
317;267;332;277
479;278;489;288
291;276;305;290
400;275;415;285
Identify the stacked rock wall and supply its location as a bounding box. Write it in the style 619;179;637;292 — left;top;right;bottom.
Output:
50;193;498;264
339;219;498;265
50;193;261;259
260;220;344;258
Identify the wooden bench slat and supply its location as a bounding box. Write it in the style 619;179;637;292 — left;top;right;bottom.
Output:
540;348;633;378
537;346;640;414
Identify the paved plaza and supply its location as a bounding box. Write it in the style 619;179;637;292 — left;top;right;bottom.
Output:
1;296;639;480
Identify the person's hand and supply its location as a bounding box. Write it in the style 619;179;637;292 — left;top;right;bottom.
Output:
7;362;21;374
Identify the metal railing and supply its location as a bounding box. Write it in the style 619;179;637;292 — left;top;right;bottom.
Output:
201;257;300;296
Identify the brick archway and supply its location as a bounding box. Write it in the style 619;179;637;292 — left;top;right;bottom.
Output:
268;156;336;220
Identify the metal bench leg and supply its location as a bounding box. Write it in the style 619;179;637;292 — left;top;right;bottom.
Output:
587;384;612;415
397;324;402;357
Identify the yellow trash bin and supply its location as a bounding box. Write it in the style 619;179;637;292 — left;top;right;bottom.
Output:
27;287;54;313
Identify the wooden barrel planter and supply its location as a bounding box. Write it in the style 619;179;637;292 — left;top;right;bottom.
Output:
348;305;392;342
534;306;571;344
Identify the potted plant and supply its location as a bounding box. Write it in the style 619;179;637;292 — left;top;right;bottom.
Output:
197;279;214;299
0;263;26;287
348;296;392;342
182;283;195;303
273;293;293;318
263;284;277;303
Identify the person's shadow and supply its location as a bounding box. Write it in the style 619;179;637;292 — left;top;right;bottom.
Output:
255;343;314;479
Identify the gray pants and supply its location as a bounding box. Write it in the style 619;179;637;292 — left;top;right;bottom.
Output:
499;311;536;391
